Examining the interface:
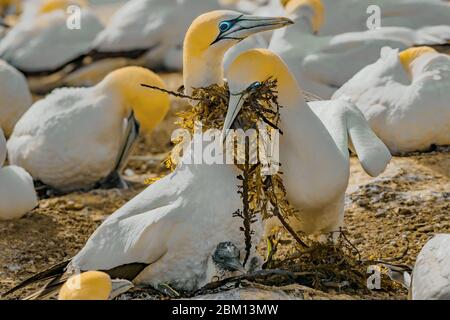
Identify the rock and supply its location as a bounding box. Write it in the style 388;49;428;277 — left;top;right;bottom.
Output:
412;234;450;300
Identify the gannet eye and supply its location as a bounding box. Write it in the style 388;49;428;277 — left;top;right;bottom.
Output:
249;81;262;90
219;21;233;32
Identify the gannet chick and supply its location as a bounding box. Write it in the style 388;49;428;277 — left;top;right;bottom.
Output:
269;0;450;98
0;0;103;76
3;10;293;299
7;66;170;193
58;271;134;300
0;127;38;220
333;46;450;155
0;59;32;137
223;49;391;238
411;234;450;300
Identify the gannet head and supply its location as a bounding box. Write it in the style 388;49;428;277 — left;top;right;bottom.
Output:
222;49;299;140
59;271;112;300
399;46;437;72
38;0;86;14
100;66;170;133
281;0;324;33
183;10;293;92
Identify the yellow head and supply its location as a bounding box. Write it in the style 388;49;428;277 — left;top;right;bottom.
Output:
399;46;437;71
282;0;324;33
58;271;112;300
183;10;293;92
39;0;86;14
223;49;300;135
101;66;170;133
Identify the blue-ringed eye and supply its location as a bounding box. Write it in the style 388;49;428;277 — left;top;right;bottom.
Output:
219;21;233;32
249;81;262;90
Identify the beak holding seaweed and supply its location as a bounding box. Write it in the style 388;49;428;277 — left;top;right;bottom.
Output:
221;92;246;143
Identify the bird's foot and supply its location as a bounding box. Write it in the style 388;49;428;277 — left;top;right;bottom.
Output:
156;283;180;298
95;171;128;190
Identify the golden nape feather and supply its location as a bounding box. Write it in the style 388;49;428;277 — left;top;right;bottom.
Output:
283;0;324;33
399;46;438;71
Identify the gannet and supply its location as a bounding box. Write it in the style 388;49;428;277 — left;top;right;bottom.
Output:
317;0;450;36
223;49;391;237
0;127;38;220
2;10;293;298
7;66;171;193
333;46;450;155
0;0;103;76
269;0;450;98
411;234;450;300
0;59;32;137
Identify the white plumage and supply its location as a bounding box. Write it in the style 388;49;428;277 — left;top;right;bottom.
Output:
318;0;450;36
0;5;103;73
0;127;38;220
223;49;391;237
269;1;450;98
412;234;450;300
333;47;450;154
87;0;221;71
0;59;32;137
72;141;263;291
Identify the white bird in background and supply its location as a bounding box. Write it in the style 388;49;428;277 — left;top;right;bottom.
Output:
223;49;391;237
7;66;170;193
59;0;224;86
333;46;450;155
0;0;103;77
2;10;293;299
318;0;450;36
269;0;450;99
0;59;31;137
0;127;38;220
411;234;450;300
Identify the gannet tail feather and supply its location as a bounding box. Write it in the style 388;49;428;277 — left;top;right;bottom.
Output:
345;104;392;177
1;259;71;299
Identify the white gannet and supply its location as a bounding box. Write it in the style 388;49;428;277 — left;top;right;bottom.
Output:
411;234;450;300
318;0;450;36
333;46;450;155
7;66;171;193
0;59;32;137
0;127;38;220
2;10;293;298
0;0;103;76
269;0;450;99
59;0;223;82
223;49;391;237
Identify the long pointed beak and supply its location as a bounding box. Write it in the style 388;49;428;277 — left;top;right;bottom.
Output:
109;279;134;300
222;93;245;143
215;15;294;44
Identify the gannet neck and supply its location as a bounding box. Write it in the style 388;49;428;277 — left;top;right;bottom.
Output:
39;0;86;14
98;66;170;132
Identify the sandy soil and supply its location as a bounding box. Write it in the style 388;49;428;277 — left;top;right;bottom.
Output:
0;73;448;300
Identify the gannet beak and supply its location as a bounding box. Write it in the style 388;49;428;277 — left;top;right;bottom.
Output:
221;92;245;143
213;15;294;45
109;279;134;300
223;257;247;274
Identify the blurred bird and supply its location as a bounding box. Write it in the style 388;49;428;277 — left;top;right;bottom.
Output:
2;10;292;299
0;59;31;137
7;66;170;193
333;46;450;155
0;0;21;18
0;0;103;80
411;234;450;300
223;49;391;238
269;0;450;98
0;127;38;220
318;0;450;36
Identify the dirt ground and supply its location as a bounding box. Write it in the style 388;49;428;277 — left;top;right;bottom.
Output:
0;73;448;300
